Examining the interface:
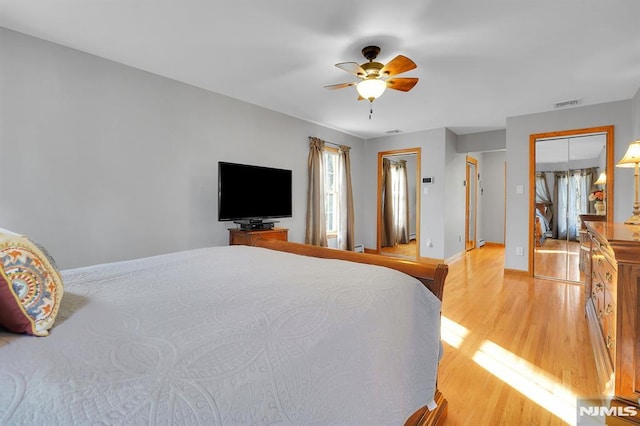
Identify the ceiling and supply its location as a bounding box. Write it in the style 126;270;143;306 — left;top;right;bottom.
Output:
1;0;639;140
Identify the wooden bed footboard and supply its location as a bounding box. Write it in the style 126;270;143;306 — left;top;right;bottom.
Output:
251;239;448;302
251;239;449;426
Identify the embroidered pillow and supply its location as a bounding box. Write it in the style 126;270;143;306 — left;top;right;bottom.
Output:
0;230;63;336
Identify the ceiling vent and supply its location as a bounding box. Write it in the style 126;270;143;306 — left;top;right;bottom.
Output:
553;99;582;109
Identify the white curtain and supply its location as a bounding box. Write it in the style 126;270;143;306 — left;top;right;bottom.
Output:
567;173;579;240
554;172;568;239
554;168;596;241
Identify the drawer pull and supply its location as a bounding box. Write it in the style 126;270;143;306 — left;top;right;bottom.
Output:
598;258;603;268
598;309;604;320
591;291;597;300
605;304;614;315
607;335;615;349
605;271;613;283
595;283;604;292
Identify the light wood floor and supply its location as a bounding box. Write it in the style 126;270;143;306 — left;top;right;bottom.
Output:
534;238;582;282
438;245;599;425
381;239;417;258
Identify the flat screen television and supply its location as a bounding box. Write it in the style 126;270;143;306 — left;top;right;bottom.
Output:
218;161;293;222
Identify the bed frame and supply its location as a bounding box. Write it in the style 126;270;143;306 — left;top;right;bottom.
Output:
252;239;449;426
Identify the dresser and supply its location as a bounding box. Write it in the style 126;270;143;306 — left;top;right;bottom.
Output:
585;221;640;423
579;214;606;276
228;227;288;246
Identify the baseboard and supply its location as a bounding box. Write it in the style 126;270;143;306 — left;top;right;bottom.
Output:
419;256;445;264
503;268;530;276
483;242;505;247
444;252;465;263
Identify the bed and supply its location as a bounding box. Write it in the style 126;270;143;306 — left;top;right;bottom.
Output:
534;203;552;246
0;236;448;425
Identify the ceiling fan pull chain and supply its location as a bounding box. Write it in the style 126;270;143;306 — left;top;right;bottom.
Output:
369;101;373;120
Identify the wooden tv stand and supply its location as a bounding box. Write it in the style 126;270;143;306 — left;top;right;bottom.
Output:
228;227;288;246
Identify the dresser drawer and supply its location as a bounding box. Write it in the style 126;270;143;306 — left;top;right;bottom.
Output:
591;273;606;333
593;244;617;302
602;287;616;366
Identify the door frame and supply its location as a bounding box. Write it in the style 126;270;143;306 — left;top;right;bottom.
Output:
465;156;478;251
376;148;421;259
528;125;615;276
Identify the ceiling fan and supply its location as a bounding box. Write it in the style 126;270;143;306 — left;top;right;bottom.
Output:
325;46;419;117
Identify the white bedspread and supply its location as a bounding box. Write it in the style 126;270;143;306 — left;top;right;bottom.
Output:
0;245;441;425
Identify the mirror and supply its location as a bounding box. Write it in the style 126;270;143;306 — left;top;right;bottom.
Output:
377;148;420;260
530;126;614;281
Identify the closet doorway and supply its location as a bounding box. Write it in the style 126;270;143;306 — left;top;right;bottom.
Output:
377;148;420;260
465;156;478;251
529;126;614;281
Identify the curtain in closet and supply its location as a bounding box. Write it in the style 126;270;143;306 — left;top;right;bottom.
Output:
535;172;554;224
395;160;410;244
553;168;597;240
305;137;327;247
381;158;395;247
381;159;410;247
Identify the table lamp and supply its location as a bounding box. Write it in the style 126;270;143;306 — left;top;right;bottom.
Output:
616;139;640;225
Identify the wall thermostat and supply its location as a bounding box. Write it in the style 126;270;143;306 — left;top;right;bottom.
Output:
422;177;434;184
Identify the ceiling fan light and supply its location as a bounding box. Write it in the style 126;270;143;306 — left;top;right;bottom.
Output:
356;78;386;102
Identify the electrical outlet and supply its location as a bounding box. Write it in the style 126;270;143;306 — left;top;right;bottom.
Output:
516;246;524;256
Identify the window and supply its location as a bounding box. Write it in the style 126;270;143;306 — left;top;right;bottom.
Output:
324;147;339;236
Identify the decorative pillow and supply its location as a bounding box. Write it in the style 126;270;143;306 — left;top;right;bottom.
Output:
0;230;63;336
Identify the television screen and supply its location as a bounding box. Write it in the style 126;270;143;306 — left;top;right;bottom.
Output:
218;161;293;221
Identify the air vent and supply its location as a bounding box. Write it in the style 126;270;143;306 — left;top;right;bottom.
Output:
553;99;582;109
385;129;403;134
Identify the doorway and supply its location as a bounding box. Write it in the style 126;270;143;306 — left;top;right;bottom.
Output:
377;148;420;260
466;156;478;251
529;126;614;281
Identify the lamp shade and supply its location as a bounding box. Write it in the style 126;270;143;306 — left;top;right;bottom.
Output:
356;78;386;101
616;140;640;168
594;172;607;185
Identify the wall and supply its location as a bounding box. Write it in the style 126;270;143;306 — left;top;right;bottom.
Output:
0;28;364;268
458;129;506;152
444;129;466;258
505;100;633;272
478;151;506;244
363;128;450;260
634;86;640;139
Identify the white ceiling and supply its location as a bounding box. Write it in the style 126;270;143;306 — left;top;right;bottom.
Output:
1;0;639;139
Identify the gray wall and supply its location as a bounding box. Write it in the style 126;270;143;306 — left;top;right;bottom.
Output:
634;86;640;139
2;27;636;272
505;100;633;272
458;130;507;246
458;129;506;152
0;28;364;268
363;129;450;260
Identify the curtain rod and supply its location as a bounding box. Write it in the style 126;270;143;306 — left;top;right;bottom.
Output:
537;167;598;174
308;136;350;149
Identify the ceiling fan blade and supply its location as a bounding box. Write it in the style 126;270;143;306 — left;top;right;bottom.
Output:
380;55;417;77
335;62;366;77
324;82;357;90
386;77;419;92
